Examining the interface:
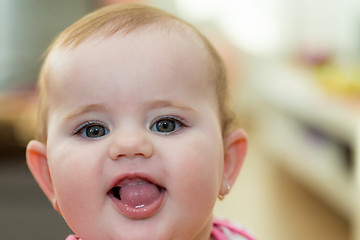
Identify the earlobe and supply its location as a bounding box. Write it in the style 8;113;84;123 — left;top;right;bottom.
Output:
220;128;248;196
26;140;55;204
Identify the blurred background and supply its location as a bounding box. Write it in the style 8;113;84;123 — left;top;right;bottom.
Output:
1;0;360;239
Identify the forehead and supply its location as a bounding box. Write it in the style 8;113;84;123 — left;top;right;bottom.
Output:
52;28;210;76
47;29;216;106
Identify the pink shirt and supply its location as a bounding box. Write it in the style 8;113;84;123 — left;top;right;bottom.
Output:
211;218;256;240
65;235;79;240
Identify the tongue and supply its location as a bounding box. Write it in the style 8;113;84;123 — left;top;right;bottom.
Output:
119;179;161;208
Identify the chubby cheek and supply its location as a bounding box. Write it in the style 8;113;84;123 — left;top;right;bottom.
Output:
169;135;224;215
46;142;105;226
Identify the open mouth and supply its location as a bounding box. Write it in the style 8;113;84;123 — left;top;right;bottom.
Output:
107;177;166;219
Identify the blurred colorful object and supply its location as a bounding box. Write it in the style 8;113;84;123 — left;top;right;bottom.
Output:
314;63;360;96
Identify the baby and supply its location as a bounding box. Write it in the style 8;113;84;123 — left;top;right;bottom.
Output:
26;3;254;240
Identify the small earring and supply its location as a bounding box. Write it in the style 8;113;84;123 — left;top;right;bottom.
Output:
218;183;231;201
226;183;231;192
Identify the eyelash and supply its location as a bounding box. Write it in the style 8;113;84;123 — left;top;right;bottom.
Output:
72;115;188;138
73;120;109;137
150;115;188;134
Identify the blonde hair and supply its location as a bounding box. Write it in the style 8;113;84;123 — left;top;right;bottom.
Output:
36;3;237;142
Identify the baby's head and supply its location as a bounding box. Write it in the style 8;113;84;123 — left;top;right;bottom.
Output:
26;4;247;240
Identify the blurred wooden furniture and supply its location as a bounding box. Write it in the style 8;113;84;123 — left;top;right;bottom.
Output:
0;90;37;148
250;62;360;240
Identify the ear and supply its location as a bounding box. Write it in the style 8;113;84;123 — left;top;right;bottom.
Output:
220;128;248;195
26;140;60;212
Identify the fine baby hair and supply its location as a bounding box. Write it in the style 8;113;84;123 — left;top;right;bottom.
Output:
26;3;254;240
35;3;237;143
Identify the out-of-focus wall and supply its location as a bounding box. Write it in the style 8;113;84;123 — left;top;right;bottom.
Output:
0;0;94;91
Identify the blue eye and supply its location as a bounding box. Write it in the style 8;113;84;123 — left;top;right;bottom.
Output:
151;117;186;134
75;121;109;139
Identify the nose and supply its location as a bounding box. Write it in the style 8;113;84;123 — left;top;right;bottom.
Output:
108;131;154;160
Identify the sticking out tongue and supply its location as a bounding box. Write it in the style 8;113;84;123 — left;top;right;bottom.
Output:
118;178;161;208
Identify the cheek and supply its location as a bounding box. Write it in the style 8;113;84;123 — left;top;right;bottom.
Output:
169;135;224;210
48;146;91;190
46;143;106;222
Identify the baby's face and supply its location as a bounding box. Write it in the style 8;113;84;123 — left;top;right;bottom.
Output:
46;30;224;240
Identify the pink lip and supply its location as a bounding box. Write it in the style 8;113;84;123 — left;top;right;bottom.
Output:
107;173;166;219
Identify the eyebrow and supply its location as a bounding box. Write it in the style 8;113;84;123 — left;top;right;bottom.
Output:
145;100;195;112
64;103;108;120
63;100;195;120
